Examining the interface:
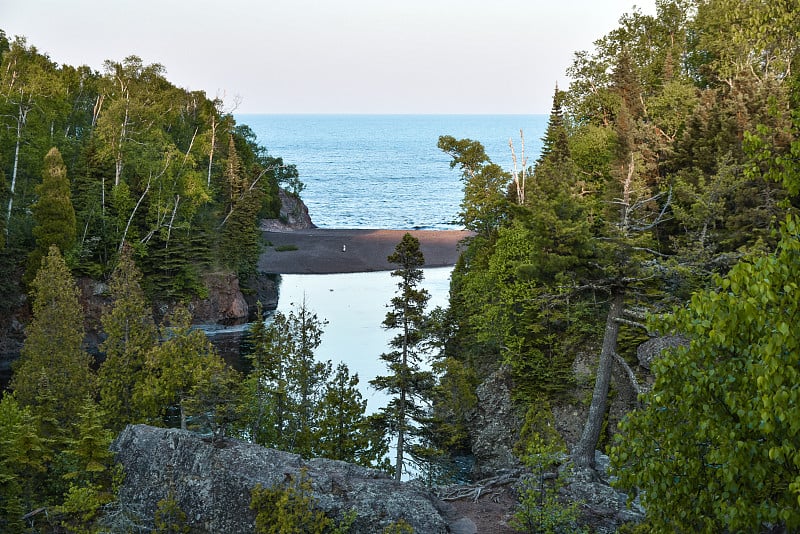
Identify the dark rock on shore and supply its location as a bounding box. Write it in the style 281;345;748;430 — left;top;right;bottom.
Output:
261;188;316;231
111;424;451;533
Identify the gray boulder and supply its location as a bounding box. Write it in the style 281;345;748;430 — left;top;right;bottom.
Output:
468;367;523;479
111;424;448;533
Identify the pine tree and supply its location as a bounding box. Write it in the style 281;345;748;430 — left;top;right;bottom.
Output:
370;233;434;481
27;147;76;281
11;245;95;442
99;242;158;430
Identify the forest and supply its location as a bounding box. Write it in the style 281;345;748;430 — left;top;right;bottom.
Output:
1;0;800;532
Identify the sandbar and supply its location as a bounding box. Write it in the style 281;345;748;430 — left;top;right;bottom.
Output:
259;229;472;274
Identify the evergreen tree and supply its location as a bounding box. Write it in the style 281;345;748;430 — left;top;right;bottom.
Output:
284;301;330;458
317;363;385;467
218;134;264;280
537;84;570;166
135;305;233;431
238;301;331;457
11;245;95;441
370;233;434;481
0;393;46;532
57;397;118;532
238;303;292;448
98;242;158;430
27;147;76;280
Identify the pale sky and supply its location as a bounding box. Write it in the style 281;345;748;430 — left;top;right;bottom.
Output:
2;0;655;114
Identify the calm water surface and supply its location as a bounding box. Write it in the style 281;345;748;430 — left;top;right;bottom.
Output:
275;267;452;413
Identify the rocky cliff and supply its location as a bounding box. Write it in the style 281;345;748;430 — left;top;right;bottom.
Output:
111;425;455;533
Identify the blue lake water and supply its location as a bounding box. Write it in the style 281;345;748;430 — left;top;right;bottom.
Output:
234;114;548;416
238;114;547;229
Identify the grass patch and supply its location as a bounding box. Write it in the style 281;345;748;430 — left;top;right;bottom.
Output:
275;244;299;252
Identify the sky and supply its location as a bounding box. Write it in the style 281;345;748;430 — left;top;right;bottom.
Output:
2;0;656;115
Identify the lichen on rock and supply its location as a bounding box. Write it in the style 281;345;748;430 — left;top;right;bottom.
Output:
111;424;450;533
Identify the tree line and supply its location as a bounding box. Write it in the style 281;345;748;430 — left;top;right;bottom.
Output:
0;31;302;308
432;0;800;531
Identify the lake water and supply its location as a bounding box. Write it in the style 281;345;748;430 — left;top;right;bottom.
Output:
234;114;547;413
238;114;547;229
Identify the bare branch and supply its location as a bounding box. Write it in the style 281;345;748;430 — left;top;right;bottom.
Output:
612;351;641;400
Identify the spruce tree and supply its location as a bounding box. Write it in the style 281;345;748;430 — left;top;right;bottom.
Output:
370;233;433;481
317;363;380;466
27;147;76;280
11;245;95;441
284;301;330;458
238;301;331;457
537;84;570;166
98;242;158;430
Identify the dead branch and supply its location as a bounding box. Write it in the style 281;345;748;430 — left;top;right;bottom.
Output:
612;350;641;400
435;469;525;502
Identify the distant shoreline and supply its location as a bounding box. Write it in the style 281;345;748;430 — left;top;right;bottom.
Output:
258;228;472;274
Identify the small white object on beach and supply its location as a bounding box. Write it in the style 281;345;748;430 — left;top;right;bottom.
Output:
342;244;346;252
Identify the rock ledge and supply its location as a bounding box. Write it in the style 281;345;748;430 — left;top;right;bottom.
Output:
112;424;449;533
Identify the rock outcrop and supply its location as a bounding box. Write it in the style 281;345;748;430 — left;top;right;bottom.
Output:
189;272;250;325
111;425;451;533
261;188;316;231
562;452;645;533
468;367;523;479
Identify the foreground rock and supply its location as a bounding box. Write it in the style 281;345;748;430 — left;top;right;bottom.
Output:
112;425;450;533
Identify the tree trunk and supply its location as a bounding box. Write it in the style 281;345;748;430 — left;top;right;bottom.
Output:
5;106;26;236
395;388;406;482
573;290;624;469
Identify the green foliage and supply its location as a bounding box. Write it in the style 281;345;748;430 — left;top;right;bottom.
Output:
382;518;414;533
611;217;800;532
11;245;95;441
238;301;384;464
275;244;299;252
56;397;119;532
511;435;585;534
250;469;352;534
218;134;265;280
0;393;46;532
317;363;387;467
437;136;510;236
98;243;158;430
0;35;286;304
370;233;434;480
28;147;76;281
135;305;237;431
153;492;190;533
238;301;332;456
